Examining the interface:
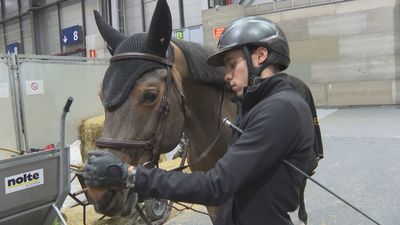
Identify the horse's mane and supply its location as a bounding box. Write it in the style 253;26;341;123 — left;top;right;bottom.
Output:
172;38;225;88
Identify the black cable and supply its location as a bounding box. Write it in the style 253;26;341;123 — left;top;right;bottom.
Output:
222;118;382;225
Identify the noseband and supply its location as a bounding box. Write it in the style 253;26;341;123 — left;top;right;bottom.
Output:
96;47;186;166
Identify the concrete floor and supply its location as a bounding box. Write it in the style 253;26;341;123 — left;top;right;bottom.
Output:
3;106;399;224
165;106;400;225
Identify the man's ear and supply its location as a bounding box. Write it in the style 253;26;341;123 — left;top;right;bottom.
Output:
256;47;269;65
258;47;269;63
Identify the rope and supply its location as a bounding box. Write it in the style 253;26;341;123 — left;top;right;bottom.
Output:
0;146;20;154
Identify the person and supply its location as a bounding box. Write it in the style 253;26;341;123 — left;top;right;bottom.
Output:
84;16;319;225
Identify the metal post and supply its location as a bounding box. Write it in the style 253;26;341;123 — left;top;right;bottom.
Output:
8;55;29;154
110;0;119;31
1;0;7;48
14;55;29;153
140;0;146;32
29;0;38;54
44;97;73;225
52;204;67;225
17;0;24;53
31;3;43;54
57;3;62;53
178;0;185;29
81;0;87;56
7;56;23;153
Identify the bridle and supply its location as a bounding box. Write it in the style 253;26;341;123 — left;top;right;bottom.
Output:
92;46;226;224
94;45;225;171
95;47;186;167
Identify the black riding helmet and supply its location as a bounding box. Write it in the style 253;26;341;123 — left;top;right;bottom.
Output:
207;16;290;86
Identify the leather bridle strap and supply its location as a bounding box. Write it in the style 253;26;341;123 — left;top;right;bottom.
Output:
110;52;172;67
170;86;226;172
146;65;173;166
95;138;152;150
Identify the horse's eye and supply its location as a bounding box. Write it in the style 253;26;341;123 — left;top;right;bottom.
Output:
141;90;159;103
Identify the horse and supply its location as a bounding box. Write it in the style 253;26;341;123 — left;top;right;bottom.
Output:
87;0;318;224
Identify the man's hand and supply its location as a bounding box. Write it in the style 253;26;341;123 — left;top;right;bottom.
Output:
83;150;129;187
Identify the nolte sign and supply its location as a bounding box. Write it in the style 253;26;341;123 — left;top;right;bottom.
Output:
4;169;44;194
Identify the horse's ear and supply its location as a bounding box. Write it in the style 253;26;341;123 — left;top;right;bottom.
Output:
93;10;124;55
146;0;172;57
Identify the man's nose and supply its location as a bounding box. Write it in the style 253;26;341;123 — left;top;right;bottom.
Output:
224;73;233;82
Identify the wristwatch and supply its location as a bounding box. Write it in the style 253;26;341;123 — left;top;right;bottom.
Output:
126;167;137;189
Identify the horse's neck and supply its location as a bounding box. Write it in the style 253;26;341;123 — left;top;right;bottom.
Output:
182;79;237;170
171;42;237;170
182;81;221;139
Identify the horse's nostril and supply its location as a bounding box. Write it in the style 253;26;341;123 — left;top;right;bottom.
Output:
87;186;108;203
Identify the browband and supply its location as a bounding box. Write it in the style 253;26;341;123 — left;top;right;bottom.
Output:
110;52;173;67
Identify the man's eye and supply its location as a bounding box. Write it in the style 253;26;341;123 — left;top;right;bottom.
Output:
141;90;159;103
225;63;235;70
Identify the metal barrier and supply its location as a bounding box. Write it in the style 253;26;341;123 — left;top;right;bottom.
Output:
0;56;18;156
0;97;73;225
2;54;108;154
245;0;351;16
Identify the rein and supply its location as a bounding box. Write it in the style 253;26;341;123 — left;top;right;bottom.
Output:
170;87;225;172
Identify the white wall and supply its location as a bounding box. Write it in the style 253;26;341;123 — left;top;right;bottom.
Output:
183;0;202;27
42;7;60;54
124;0;144;35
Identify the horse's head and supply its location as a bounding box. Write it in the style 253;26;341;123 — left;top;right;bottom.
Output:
88;0;185;216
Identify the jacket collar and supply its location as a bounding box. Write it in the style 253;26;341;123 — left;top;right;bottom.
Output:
241;73;293;114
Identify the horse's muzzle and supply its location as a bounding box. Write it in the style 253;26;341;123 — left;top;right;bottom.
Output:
92;187;138;217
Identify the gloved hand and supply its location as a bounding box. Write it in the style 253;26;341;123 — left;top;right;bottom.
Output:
83;150;129;187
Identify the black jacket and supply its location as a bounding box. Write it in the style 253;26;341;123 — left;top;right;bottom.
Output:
135;73;315;225
288;75;323;160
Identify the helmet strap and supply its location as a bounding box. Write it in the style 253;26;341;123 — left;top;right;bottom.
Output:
242;46;271;87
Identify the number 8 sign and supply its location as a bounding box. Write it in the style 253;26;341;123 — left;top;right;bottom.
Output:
60;25;83;46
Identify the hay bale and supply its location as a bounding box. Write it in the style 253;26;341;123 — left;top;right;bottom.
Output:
79;115;105;161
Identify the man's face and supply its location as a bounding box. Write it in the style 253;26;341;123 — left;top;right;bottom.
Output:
223;49;249;96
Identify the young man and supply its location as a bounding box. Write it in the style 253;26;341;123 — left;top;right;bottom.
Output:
84;16;318;225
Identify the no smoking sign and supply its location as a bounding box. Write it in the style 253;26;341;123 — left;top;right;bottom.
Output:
26;80;44;95
31;82;38;91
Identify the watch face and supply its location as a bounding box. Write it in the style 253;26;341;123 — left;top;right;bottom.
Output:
127;170;136;188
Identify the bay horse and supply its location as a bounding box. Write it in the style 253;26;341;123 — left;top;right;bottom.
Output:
87;0;317;224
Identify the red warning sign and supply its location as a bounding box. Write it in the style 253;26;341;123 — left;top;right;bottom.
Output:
213;26;225;39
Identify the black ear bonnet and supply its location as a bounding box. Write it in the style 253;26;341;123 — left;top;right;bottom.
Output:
102;33;167;111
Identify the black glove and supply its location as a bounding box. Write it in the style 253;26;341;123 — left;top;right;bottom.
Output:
83;150;129;187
